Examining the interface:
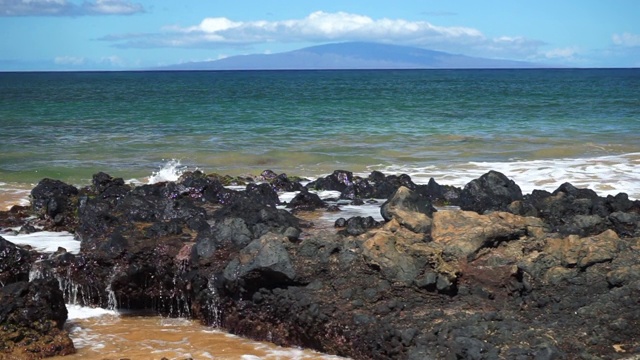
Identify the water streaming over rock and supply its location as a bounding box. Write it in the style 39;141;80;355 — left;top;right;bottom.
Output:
28;259;46;282
167;259;192;318
106;265;119;311
206;274;223;328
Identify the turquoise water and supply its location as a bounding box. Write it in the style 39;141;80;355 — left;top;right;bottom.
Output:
1;69;640;202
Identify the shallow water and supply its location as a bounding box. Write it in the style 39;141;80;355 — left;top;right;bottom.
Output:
54;313;346;360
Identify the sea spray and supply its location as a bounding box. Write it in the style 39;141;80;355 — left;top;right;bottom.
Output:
148;159;188;184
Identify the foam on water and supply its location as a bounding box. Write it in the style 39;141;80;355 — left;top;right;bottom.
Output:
148;159;187;184
374;152;640;200
277;189;385;225
0;181;31;210
254;343;348;359
322;201;386;224
279;190;342;205
66;304;118;320
2;231;80;254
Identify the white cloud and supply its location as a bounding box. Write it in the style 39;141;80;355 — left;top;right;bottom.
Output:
54;55;85;65
543;47;579;59
0;0;144;16
612;32;640;47
82;0;143;15
188;17;242;33
100;11;549;61
106;11;506;49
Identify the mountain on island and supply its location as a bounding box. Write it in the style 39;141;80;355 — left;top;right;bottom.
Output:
159;42;544;70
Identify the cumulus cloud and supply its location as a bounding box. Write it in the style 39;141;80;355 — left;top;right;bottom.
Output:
157;11;485;46
98;11;546;60
612;32;640;47
0;0;144;16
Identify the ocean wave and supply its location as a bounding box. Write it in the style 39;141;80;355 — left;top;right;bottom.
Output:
147;159;188;184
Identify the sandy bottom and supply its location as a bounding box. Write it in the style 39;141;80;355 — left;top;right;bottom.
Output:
0;183;31;210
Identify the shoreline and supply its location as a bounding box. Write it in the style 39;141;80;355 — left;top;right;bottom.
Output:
3;150;640;211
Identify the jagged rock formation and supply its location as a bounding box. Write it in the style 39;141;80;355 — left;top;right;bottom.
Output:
1;169;640;359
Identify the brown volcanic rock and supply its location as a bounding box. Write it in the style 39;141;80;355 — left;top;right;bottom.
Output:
545;229;622;269
6;169;640;360
431;210;545;259
0;279;75;359
380;186;436;234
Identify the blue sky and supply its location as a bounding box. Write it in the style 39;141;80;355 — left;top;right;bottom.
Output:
1;0;639;70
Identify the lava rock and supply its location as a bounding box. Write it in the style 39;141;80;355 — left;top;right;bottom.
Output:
30;178;79;230
0;236;34;285
0;279;75;358
286;189;327;211
458;171;523;214
381;186;436;233
338;216;381;236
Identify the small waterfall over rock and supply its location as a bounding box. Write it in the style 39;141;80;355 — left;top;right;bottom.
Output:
106;265;119;311
29;258;97;306
172;259;192;318
28;260;48;282
206;274;222;328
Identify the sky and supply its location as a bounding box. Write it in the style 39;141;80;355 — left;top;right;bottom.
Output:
1;0;639;71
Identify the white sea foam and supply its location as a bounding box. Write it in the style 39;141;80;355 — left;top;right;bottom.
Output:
148;159;187;184
253;342;349;359
2;231;80;254
66;304;118;320
372;152;640;200
322;201;386;224
277;189;385;225
67;324;107;351
279;190;342;205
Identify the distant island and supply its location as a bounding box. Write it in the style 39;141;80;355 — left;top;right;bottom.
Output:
157;42;546;71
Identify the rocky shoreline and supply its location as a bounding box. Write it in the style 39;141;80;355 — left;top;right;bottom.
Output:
1;169;639;359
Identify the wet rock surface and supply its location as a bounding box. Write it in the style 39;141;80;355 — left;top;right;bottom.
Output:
1;169;640;359
0;279;75;359
0;236;35;286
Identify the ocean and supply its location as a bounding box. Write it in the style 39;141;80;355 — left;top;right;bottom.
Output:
1;69;639;208
1;68;640;357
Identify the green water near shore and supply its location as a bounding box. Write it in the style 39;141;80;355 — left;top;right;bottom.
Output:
1;69;639;198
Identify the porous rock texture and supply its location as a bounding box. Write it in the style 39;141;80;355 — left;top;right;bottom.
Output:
1;169;640;359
